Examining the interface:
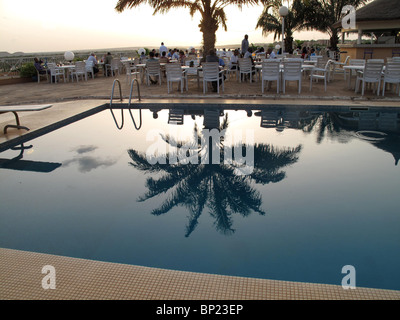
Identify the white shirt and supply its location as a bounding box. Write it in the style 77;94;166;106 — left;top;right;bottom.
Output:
269;51;276;59
244;51;252;59
87;55;97;65
160;45;168;54
230;55;238;68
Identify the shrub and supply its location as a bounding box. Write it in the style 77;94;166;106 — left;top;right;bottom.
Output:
19;62;37;78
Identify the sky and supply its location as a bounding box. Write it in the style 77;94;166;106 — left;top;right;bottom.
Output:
0;0;329;54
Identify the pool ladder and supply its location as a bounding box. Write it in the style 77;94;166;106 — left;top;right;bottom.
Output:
109;78;142;130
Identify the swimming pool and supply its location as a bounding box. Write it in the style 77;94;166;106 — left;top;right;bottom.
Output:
1;104;399;291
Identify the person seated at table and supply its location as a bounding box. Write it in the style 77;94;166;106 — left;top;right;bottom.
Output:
103;52;113;76
213;49;225;67
242;48;256;81
171;49;180;60
244;47;253;59
255;47;265;60
229;49;239;70
159;51;169;77
159;51;169;64
179;50;186;65
87;53;99;75
139;50;147;62
167;49;173;58
147;51;159;84
301;47;308;59
310;48;316;57
34;58;49;75
267;47;277;59
188;47;197;59
205;49;225;92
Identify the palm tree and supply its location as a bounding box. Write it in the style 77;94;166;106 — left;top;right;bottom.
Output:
128;113;302;236
300;0;368;50
115;0;270;57
256;0;307;52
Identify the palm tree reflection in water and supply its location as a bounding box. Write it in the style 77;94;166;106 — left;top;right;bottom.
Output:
128;113;302;237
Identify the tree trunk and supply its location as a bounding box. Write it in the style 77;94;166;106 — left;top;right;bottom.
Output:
329;29;339;50
285;30;294;53
199;16;218;59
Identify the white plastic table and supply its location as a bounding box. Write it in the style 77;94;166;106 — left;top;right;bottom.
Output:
343;65;365;88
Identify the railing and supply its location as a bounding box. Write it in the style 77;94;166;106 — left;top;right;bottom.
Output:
0;57;34;76
1;50;140;76
0;54;87;76
128;78;142;130
109;78;142;130
109;79;124;129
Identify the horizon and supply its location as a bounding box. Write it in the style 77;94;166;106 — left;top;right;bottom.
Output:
0;0;334;55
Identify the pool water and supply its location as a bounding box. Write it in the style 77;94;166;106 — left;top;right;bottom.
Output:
1;106;399;291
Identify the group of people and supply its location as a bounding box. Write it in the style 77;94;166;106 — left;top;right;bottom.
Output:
32;36;325;84
140;42;200;66
295;46;318;60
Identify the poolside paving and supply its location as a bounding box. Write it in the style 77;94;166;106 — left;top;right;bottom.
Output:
1;72;400;300
1;248;400;300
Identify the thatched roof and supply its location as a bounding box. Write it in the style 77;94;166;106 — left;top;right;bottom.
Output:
355;0;400;22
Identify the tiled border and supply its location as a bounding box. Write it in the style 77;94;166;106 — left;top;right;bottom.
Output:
1;248;399;300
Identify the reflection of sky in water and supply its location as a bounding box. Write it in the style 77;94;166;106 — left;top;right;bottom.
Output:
0;108;399;291
63;145;117;173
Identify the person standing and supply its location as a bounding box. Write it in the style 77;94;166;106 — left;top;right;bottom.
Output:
241;34;249;57
159;42;168;55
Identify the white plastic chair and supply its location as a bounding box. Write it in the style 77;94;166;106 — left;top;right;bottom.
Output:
355;59;385;96
165;63;187;93
145;60;162;85
261;60;280;93
310;60;332;92
122;60;140;84
282;59;302;94
185;60;199;85
382;61;400;96
238;58;253;82
48;64;65;83
70;61;87;82
347;59;366;79
202;62;224;94
333;55;350;80
35;68;49;83
105;58;120;77
85;60;95;79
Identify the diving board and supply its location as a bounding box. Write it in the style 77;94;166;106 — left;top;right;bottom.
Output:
0;104;53;133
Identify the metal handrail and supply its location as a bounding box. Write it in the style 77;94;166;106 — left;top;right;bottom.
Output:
109;79;124;129
128;78;142;130
128;78;141;104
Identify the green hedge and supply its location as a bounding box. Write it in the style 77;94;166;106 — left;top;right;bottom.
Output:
19;62;37;78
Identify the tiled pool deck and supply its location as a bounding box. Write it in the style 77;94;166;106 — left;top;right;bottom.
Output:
2;247;400;300
1;77;400;300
